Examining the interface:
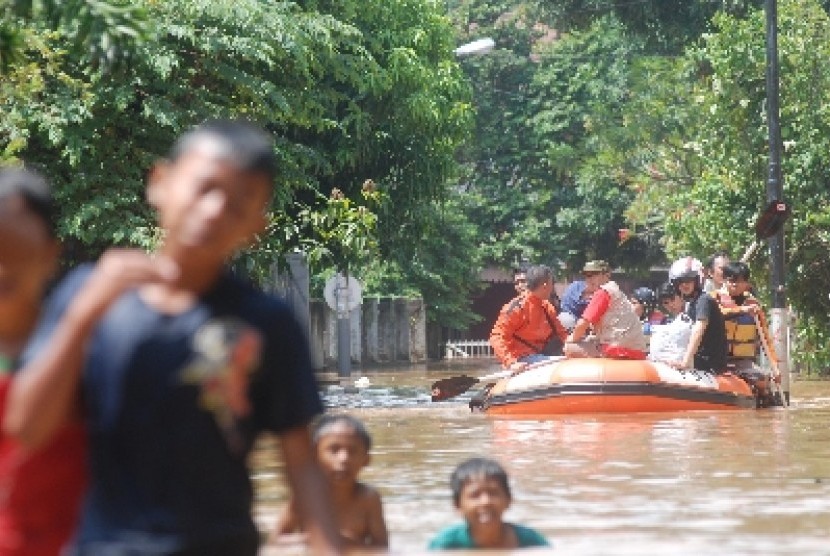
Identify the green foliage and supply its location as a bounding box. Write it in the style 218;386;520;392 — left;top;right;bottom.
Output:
2;0;477;326
282;181;383;275
358;190;484;329
453;5;663;276
539;0;764;54
530;16;664;273
2;0;148;70
625;0;830;371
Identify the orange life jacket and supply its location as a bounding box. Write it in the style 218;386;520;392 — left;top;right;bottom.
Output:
714;290;776;362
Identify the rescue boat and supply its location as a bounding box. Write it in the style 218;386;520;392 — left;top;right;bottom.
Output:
477;357;761;415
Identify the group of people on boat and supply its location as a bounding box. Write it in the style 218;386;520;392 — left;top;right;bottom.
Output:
489;254;779;399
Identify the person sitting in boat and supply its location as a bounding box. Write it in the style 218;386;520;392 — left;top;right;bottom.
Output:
656;281;685;322
512;268;527;295
630;287;667;331
489;264;568;372
665;257;728;373
558;278;592;330
715;262;777;383
703;250;731;294
563;260;648;359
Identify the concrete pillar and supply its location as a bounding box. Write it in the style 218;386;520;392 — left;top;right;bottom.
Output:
407;298;426;362
377;298;396;362
362;298;380;363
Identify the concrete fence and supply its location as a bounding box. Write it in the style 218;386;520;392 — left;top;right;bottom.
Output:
270;254;427;369
309;297;426;369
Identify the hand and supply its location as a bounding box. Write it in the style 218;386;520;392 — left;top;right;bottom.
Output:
667;360;689;370
509;361;528;375
743;305;759;315
71;250;179;322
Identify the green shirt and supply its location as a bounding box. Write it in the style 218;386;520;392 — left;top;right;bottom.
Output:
428;522;550;550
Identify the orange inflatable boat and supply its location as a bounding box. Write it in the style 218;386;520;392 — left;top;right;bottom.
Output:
477;358;763;415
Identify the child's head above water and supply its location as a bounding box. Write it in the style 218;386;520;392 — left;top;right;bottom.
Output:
312;414;373;483
450;457;512;507
313;414;372;451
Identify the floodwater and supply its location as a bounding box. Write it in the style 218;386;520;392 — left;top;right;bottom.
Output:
254;361;830;555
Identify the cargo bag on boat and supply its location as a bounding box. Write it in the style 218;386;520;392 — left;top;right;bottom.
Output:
648;314;693;363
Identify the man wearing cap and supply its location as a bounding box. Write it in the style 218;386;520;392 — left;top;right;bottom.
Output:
489;265;568;372
564;260;648;359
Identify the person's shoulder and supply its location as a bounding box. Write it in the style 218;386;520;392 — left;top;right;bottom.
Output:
53;263;96;294
564;280;585;293
39;264;96;315
213;273;293;319
503;295;526;315
354;482;383;504
510;523;551;547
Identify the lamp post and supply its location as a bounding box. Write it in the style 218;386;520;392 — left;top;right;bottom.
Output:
454;37;495;58
764;0;789;403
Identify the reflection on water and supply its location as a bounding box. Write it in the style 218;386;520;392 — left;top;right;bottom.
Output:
255;364;830;555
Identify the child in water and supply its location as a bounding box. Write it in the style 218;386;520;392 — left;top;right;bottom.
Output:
428;457;550;550
272;414;389;549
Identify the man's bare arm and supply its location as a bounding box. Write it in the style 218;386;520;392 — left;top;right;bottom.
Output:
672;319;707;369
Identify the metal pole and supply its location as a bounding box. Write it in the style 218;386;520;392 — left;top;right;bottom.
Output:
765;0;789;404
336;273;352;378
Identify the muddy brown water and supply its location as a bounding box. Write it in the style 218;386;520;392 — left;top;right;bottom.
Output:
253;362;830;555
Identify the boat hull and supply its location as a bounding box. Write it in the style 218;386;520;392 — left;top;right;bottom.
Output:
483;358;757;415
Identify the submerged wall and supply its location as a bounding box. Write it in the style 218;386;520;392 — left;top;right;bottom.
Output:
270;255;426;369
309;297;426;369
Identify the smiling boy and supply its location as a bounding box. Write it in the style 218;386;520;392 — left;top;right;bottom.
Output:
428;457;549;550
4;121;340;555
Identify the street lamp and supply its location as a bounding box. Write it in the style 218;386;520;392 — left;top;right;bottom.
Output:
454;37;495;58
764;0;789;403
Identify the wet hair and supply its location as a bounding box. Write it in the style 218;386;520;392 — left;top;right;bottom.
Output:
450;457;511;506
705;250;730;271
0;167;55;237
656;281;679;301
525;264;553;291
722;261;751;281
170;119;278;186
312;413;372;451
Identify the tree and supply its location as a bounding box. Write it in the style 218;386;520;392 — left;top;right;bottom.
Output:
2;0;479;326
625;0;830;372
1;0;148;71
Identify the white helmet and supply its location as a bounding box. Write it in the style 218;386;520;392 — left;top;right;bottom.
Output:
668;256;704;285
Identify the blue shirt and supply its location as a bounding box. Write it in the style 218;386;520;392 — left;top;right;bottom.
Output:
428;522;550;550
26;266;323;555
560;280;590;318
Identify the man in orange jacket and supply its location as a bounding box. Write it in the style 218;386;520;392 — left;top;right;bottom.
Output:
489;265;568;372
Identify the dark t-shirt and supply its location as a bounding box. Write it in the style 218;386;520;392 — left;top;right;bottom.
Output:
685;291;727;372
25;266;322;555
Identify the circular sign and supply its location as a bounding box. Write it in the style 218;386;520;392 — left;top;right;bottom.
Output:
323;273;362;313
